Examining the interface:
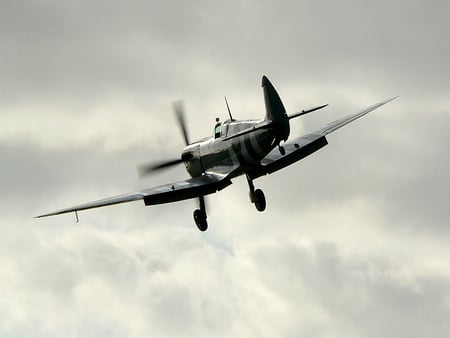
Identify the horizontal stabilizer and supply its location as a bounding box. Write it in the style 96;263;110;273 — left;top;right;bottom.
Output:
288;104;328;120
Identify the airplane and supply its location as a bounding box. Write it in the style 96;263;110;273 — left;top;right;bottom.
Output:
36;76;397;231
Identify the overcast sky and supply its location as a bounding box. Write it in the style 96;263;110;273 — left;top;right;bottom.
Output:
1;1;449;337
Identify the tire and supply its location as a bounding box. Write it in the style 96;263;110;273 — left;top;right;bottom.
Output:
254;189;266;212
193;209;208;231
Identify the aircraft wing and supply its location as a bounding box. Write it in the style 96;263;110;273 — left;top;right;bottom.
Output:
36;172;233;218
248;97;397;179
315;96;397;135
141;172;232;206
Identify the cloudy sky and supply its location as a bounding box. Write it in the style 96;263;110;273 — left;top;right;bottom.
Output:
1;0;449;337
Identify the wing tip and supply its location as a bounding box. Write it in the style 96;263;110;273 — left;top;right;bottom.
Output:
383;96;399;104
34;212;57;219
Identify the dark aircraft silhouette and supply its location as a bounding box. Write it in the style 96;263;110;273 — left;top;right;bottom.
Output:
37;76;396;231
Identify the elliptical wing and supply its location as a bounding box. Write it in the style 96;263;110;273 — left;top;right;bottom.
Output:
36;173;233;218
249;97;397;178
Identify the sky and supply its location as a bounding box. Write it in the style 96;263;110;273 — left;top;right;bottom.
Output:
1;0;449;337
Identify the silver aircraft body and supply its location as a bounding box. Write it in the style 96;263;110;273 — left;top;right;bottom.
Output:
37;76;397;231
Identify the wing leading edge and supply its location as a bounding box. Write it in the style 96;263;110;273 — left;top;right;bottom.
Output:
318;96;398;135
36;172;233;218
248;96;397;179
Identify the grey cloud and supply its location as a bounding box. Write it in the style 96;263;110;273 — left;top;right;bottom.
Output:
0;141;138;215
2;0;448;107
250;240;450;338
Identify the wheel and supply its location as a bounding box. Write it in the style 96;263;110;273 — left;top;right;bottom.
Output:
254;189;266;212
193;209;208;231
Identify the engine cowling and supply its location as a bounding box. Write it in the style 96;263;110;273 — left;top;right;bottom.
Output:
182;146;203;177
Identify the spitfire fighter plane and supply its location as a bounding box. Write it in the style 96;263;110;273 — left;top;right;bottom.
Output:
37;76;396;231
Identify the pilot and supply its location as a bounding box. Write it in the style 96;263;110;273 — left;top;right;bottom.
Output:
214;117;221;138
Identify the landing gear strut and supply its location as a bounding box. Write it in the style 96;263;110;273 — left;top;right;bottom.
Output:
193;196;208;231
247;174;266;212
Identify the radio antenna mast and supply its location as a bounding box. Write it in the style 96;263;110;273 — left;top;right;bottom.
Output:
224;97;234;121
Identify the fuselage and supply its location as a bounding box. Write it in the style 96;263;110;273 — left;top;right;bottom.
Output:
182;119;278;178
181;75;291;179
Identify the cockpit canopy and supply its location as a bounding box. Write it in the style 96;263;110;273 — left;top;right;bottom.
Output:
214;122;222;139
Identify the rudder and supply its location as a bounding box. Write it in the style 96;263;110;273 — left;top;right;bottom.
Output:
262;75;290;142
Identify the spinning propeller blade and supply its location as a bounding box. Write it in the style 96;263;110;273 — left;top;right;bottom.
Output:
138;158;185;177
173;100;190;146
138;100;191;177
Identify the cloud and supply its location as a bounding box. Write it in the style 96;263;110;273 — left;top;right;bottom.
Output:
247;240;450;338
2;226;448;338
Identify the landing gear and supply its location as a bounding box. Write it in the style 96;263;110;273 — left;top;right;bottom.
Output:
278;145;285;155
193;196;208;231
253;189;266;211
193;209;207;231
247;174;267;212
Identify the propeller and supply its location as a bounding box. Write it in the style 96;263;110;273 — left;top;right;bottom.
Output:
173;100;190;146
139;100;209;229
138;158;185;177
138;100;191;177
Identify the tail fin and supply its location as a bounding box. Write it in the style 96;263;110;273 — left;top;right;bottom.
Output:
262;75;290;142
